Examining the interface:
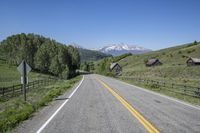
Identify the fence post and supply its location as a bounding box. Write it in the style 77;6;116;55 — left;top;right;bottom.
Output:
2;88;4;97
21;84;23;94
184;85;186;94
197;88;200;97
12;85;14;95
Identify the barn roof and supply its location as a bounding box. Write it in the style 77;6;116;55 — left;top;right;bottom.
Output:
146;59;160;65
188;57;200;63
110;63;119;70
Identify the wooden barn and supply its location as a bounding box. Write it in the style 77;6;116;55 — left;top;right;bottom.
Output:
110;63;122;75
146;59;162;67
186;57;200;66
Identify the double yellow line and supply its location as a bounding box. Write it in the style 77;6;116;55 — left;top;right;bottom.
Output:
97;78;160;133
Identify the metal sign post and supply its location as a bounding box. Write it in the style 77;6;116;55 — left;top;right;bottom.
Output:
17;60;32;101
23;61;27;101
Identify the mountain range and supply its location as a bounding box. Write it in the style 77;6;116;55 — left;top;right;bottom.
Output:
96;44;151;56
73;43;151;62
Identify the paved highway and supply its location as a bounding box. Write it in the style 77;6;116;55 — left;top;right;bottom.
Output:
15;74;200;133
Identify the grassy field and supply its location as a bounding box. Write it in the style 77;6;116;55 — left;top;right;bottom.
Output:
0;75;82;132
118;42;200;87
0;60;50;87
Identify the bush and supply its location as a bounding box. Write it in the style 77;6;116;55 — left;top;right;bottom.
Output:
60;67;70;79
0;101;34;132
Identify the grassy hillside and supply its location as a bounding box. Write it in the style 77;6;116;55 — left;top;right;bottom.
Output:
0;60;50;87
118;41;200;86
94;53;132;76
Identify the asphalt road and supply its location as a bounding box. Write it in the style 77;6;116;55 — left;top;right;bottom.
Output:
15;74;200;133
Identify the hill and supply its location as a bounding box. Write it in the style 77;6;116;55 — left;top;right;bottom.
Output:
0;33;80;78
78;48;111;63
118;41;200;86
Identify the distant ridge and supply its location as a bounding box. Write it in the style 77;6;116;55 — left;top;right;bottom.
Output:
96;43;151;56
77;47;111;63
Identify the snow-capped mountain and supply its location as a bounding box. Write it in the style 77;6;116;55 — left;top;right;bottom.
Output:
97;44;151;56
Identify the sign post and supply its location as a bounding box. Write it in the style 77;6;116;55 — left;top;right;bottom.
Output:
17;60;31;101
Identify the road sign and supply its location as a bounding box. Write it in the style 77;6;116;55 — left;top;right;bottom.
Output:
17;60;31;75
17;60;31;101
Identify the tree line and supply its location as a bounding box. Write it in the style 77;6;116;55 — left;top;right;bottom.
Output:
0;33;80;78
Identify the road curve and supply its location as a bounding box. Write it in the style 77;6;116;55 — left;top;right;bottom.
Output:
15;74;200;133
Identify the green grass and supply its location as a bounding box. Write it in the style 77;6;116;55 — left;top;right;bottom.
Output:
0;60;50;87
119;42;200;87
0;75;82;133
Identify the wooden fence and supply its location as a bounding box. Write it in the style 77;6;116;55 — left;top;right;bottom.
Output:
120;76;200;98
0;78;57;98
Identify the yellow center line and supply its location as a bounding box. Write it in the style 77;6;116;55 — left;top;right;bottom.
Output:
96;78;160;133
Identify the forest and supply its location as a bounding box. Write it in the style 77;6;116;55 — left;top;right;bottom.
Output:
0;33;80;78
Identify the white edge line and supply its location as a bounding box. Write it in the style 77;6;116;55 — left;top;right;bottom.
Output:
122;81;200;111
36;75;85;133
97;74;200;111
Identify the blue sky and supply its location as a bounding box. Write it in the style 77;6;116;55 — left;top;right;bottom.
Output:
0;0;200;50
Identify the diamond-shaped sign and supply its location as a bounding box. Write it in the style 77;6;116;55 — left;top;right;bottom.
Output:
17;60;32;75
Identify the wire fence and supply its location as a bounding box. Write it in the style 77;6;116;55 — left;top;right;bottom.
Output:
0;77;57;98
120;76;200;98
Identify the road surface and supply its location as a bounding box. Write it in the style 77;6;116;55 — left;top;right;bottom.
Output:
15;74;200;133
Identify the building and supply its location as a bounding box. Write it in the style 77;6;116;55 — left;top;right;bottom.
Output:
146;59;162;67
186;57;200;66
110;63;122;75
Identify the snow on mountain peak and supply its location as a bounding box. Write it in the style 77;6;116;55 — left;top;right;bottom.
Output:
100;44;148;52
97;43;151;56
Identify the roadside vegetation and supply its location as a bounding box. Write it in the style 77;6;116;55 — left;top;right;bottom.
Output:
120;78;200;106
80;61;95;72
0;75;82;133
94;41;200;106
